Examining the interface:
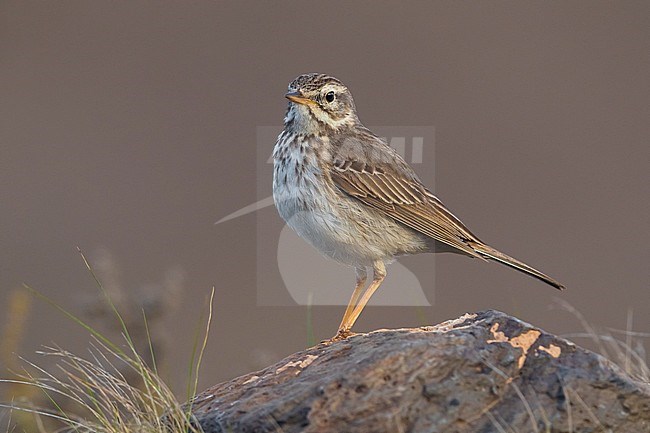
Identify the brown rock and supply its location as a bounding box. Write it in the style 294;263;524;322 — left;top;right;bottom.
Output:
189;310;650;433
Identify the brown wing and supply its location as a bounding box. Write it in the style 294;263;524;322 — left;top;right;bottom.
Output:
327;131;565;290
330;156;484;259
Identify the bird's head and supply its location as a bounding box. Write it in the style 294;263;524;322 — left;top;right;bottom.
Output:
283;73;359;133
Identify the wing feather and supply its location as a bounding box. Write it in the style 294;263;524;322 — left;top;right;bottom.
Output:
330;157;483;258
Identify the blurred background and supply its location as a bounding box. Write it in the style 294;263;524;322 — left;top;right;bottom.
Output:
1;0;648;402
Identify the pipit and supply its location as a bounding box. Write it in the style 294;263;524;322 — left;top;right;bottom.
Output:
272;73;565;338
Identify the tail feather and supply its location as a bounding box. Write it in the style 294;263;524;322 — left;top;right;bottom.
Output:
471;243;565;291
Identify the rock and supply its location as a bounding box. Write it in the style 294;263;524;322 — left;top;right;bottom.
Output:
189;310;650;433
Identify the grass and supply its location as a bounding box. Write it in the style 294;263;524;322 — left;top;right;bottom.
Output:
555;298;649;383
1;249;213;433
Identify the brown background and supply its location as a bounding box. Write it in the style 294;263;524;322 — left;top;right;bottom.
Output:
1;1;648;391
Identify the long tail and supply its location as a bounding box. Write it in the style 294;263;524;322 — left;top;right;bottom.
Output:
471;242;565;290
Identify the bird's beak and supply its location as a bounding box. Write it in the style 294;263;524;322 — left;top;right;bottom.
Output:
285;91;316;106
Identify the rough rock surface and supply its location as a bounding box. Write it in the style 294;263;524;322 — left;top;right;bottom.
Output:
189;310;650;433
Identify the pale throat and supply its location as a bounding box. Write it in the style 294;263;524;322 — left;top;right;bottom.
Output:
287;103;353;134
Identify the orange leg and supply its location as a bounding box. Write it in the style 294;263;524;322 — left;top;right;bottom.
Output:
338;261;386;335
337;267;367;334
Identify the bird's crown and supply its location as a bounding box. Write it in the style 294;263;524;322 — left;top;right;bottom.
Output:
288;73;342;93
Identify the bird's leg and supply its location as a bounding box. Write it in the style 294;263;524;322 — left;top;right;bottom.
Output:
336;267;367;337
339;261;386;335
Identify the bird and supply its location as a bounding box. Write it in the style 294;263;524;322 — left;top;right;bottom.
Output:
272;73;565;338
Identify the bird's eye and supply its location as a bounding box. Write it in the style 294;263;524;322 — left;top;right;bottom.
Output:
325;91;335;103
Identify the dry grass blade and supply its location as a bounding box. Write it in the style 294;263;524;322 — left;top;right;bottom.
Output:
482;360;540;433
3;334;205;433
554;299;649;382
2;271;214;432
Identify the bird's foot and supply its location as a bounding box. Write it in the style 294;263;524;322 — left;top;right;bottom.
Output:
318;329;357;345
331;329;356;341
